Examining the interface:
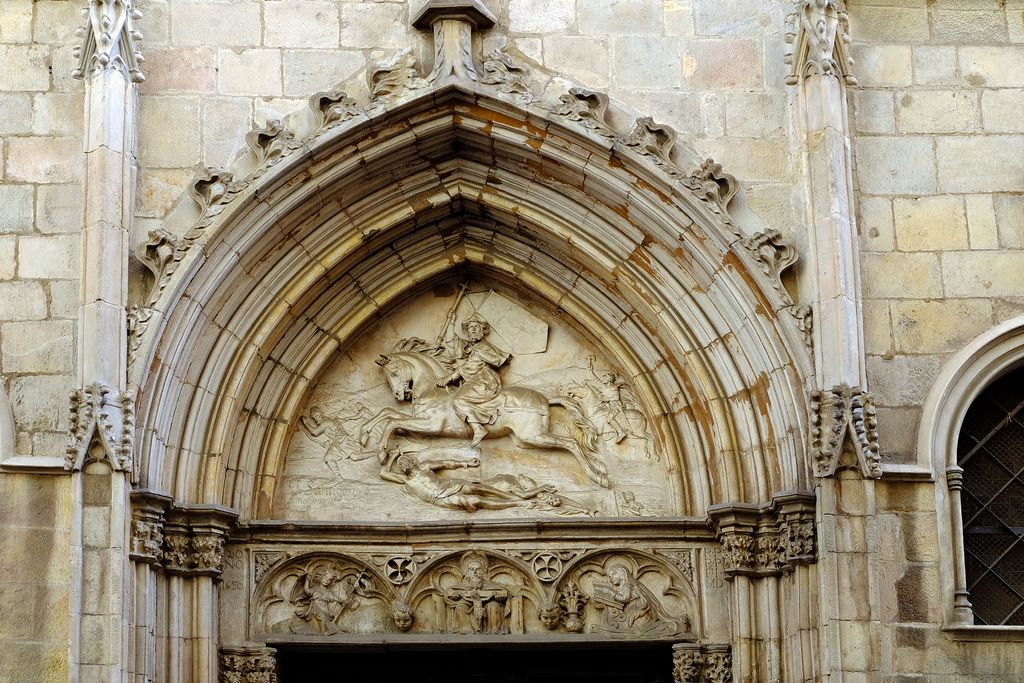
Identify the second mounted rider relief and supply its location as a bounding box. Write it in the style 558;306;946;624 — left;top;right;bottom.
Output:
276;281;679;521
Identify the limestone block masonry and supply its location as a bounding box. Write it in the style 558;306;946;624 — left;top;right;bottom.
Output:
0;1;1022;682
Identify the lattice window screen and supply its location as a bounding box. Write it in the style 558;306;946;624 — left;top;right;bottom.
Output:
958;367;1024;626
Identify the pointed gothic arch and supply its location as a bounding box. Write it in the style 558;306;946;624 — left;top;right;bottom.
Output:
130;79;812;520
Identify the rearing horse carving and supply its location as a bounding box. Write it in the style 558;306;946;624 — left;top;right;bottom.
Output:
360;345;610;488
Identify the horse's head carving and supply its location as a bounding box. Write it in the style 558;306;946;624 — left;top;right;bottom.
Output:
377;353;414;403
375;354;390;367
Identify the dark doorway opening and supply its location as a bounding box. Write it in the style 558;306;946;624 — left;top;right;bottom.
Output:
277;643;675;683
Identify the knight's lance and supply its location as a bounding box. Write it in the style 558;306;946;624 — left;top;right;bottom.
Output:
436;283;469;344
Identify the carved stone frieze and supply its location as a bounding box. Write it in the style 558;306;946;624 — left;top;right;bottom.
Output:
159;507;237;576
65;383;136;473
739;229;798;306
369;48;430;101
784;0;857;86
253;551;288;584
672;644;733;683
220;646;279;683
244;546;704;640
72;0;145;83
809;384;881;479
550;87;617;138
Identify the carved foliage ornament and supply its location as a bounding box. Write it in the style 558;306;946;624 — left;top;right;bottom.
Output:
369;48;429;101
65;383;135;473
810;384;881;478
672;644;733;683
784;0;856;86
72;0;145;83
220;647;279;683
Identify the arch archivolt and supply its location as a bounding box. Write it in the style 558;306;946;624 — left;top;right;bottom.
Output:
129;43;812;523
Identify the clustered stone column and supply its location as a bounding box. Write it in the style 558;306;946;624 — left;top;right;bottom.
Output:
128;501;237;683
708;493;817;682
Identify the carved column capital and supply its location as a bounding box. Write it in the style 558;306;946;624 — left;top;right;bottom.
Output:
65;383;136;475
220;646;278;683
784;0;856;86
945;465;965;491
129;489;172;565
72;0;145;83
810;384;881;479
161;505;237;577
671;643;733;683
709;493;818;577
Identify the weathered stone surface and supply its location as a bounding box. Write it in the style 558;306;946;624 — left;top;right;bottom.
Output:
0;0;32;43
141;48;217;94
17;235;79;280
855;137;936;195
861;253;942;299
201;97;252;167
138;168;195;219
942;251;1024;297
0;282;47;320
866;354;941;407
965;194;999;249
139;97;201;167
0;46;49;92
994;194;1024;249
509;0;574;33
852;46;913;87
0;94;32;135
339;2;407;48
893;196;968;251
848;7;929;44
858;197;895;252
959;47;1024;88
684;39;760;89
0;185;33;234
265;1;339;48
543;37;609;88
7;375;73;431
218;49;283;97
615;37;683;89
36;185;83;234
912;46;957;86
169;0;261;47
895;90;978;134
891;299;992;353
0;238;14;281
981;89;1024;133
31;94;84;137
854;91;895;134
936;136;1024;193
1;321;74;374
931;10;1008;44
283;51;365;98
5;137;84;184
32;1;81;44
579;0;662;35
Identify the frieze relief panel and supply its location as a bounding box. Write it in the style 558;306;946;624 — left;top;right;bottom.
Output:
276;282;678;521
238;546;709;642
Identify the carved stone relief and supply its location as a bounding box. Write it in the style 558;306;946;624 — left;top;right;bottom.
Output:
255;554;395;636
246;547;702;641
277;283;677;521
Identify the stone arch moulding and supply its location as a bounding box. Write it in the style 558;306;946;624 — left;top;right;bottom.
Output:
129;44;813;521
918;314;1024;628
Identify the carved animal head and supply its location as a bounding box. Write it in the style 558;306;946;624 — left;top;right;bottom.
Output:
377;354;414;402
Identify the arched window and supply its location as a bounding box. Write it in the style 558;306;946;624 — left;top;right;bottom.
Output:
957;367;1024;626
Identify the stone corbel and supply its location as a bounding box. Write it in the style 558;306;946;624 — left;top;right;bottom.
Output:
784;0;856;86
672;643;733;683
72;0;145;83
413;0;496;86
129;489;172;565
65;383;136;474
809;384;881;479
220;646;279;683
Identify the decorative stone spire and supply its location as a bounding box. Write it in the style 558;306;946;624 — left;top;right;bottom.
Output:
71;0;145;83
412;0;496;85
784;0;855;86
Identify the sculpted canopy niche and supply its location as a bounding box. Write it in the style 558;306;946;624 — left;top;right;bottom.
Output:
129;22;812;521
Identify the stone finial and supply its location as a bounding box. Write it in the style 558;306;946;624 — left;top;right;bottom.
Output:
72;0;145;83
65;383;136;473
413;1;496;85
784;0;856;86
809;384;881;479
